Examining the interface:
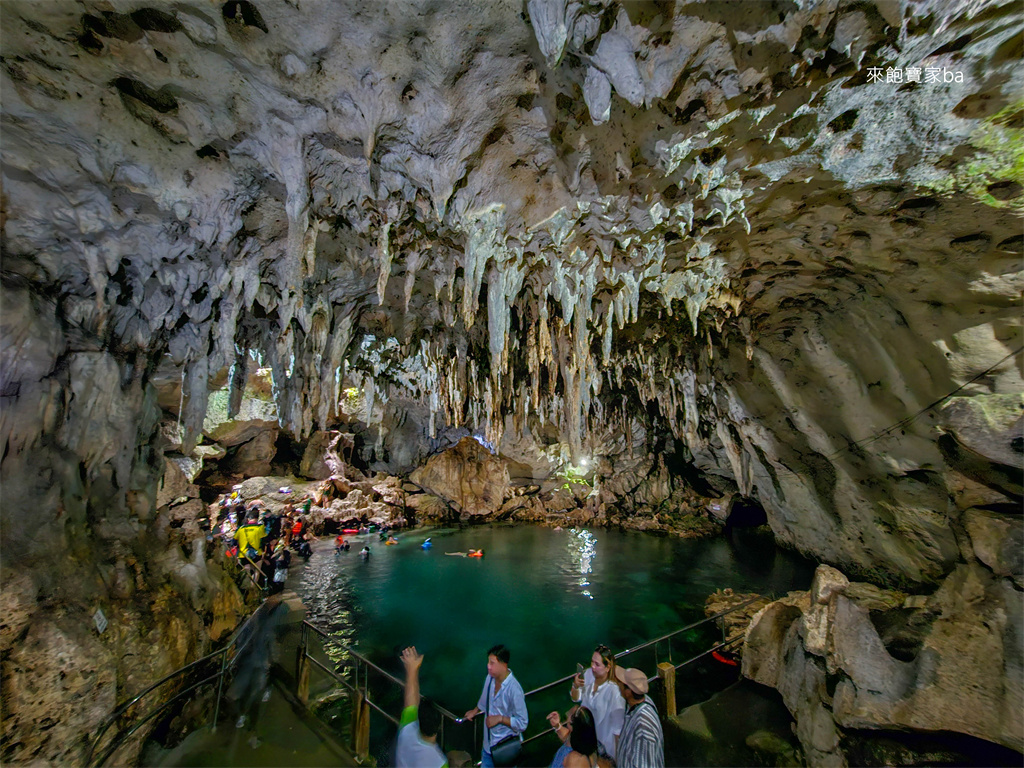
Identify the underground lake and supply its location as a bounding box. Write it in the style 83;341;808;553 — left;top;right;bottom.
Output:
296;524;818;763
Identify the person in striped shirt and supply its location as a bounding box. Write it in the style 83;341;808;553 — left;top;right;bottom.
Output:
613;667;664;768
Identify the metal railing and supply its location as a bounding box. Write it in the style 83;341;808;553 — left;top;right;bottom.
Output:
297;594;765;760
85;584;273;767
297;622;481;761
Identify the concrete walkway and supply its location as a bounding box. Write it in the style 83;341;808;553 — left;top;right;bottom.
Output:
667;680;801;767
142;590;361;768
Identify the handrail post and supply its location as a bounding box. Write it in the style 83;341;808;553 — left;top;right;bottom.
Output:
657;663;676;718
297;623;310;706
351;685;370;759
211;649;229;732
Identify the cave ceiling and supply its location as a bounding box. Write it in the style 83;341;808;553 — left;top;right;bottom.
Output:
2;0;1021;466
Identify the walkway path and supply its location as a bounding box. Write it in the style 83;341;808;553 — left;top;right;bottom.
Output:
141;591;359;768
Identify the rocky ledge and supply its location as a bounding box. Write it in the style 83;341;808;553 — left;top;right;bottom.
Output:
740;564;1023;766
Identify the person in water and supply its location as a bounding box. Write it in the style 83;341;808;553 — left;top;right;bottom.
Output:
445;549;484;557
464;644;528;767
395;646;448;768
359;545;371;558
568;645;625;762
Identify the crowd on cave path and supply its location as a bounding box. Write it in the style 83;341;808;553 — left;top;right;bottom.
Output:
209;487;408;591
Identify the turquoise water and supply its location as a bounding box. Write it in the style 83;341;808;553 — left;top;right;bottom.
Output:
296;523;816;760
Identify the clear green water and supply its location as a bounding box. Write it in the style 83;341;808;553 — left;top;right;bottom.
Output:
296;524;816;761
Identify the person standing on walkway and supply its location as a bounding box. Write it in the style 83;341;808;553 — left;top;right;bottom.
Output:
463;644;528;767
396;646;447;768
569;645;625;761
613;667;664;768
227;595;286;746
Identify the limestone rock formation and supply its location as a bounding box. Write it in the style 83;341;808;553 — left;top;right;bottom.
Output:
411;436;511;517
743;563;1024;765
299;429;348;480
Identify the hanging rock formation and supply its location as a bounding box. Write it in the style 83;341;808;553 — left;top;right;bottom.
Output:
0;0;1021;764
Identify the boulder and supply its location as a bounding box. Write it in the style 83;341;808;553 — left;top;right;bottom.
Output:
223;430;278;476
299;430;347;479
941;394;1024;468
157;457;198;509
410;437;510;517
962;508;1024;587
202;368;278;447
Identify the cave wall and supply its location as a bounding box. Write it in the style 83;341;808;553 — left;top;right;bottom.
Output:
0;285;248;763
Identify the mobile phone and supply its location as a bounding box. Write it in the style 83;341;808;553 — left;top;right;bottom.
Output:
576;662;585;676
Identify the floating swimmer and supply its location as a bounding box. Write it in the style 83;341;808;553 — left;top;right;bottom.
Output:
385;536;399;545
420;538;433;550
468;549;484;558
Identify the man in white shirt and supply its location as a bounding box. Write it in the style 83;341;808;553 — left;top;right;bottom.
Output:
396;647;447;768
464;644;528;767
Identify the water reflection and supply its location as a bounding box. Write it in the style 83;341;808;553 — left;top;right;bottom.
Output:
300;550;357;667
568;528;597;599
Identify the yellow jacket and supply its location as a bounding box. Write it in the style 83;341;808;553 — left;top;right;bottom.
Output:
236;523;265;561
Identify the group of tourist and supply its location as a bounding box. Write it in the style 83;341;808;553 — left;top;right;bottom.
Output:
212;494;318;593
396;644;664;768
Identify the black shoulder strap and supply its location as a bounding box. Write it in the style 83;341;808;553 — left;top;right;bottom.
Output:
484;676;494;742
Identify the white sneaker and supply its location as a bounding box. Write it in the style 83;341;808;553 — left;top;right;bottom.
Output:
235;715;246;729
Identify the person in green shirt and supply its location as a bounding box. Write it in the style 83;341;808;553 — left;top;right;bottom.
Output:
396;646;447;768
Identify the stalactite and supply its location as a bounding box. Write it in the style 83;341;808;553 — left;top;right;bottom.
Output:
180;355;210;454
487;253;526;382
319;308;353;428
376;222;392;305
227;347;248;419
404;250;424;313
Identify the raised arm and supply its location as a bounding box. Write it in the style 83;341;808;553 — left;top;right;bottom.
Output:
570;670;584;702
401;646;423;710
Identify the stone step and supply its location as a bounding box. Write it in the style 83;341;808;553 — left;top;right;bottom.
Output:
276;590;307;623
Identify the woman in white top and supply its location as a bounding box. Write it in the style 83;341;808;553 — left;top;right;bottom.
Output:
569;645;625;761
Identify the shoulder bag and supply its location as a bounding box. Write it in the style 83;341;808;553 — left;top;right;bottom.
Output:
486;676;522;767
